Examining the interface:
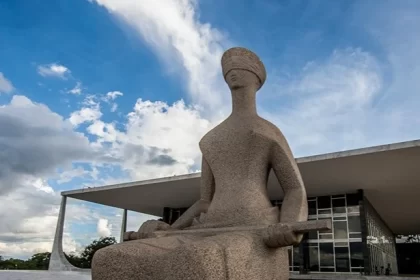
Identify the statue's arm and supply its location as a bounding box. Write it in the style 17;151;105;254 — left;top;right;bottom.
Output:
270;137;308;225
171;156;214;230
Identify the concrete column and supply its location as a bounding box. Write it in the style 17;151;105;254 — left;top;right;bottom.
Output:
49;195;83;271
120;209;128;243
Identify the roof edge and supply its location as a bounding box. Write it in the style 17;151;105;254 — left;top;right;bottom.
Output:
62;139;420;197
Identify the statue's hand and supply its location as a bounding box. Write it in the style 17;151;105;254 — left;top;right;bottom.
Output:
137;220;172;239
262;224;303;248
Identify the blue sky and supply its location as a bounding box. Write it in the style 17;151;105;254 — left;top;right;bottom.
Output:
0;0;419;258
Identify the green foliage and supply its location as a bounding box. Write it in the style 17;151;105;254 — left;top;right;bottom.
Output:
0;236;117;270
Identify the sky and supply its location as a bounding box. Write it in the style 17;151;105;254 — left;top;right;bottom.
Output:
0;0;420;259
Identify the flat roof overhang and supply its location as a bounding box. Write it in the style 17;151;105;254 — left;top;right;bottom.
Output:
63;140;420;235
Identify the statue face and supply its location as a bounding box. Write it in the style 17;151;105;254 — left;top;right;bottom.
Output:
225;69;260;90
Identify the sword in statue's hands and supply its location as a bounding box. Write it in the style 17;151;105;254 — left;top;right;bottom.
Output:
150;219;331;248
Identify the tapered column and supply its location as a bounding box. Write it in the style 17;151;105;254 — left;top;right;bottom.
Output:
49;195;83;271
120;209;128;243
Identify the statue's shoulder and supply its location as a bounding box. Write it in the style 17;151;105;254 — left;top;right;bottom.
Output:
198;122;222;151
255;117;288;147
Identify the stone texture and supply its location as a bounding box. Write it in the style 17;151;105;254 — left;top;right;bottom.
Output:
92;47;309;280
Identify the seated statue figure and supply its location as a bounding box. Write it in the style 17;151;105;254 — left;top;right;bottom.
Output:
91;47;308;280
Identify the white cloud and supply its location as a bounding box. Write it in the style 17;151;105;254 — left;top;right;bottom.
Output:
103;91;123;112
97;218;112;237
69;105;102;127
0;178;85;259
37;63;70;79
3;0;420;261
261;48;383;156
68;82;82;95
0;95;113;258
0;72;14;94
110;103;118;112
0;95;101;195
56;166;90;184
84;98;211;180
105;91;123;100
91;0;229;120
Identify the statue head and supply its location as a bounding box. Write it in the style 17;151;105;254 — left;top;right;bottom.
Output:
221;47;266;91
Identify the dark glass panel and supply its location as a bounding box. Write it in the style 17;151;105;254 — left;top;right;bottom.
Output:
318;209;332;215
333;198;346;214
308;230;318;240
349;233;362;239
320;267;335;272
318;196;331;208
319;243;334;266
335;247;350;272
346;193;360;206
333;216;346;221
288;248;292;266
348;216;361;233
293;246;300;267
334;221;348;239
308;200;317;215
350;242;364;268
309;245;319;271
319;234;333;240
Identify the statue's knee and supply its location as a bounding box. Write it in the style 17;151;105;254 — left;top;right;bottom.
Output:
184;240;224;262
92;246;110;268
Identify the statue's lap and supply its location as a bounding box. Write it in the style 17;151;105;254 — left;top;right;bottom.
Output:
92;232;288;280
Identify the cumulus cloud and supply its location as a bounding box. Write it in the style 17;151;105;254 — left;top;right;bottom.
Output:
37;63;70;79
0;95;115;258
0;95;101;195
81;97;210;180
0;72;14;94
97;219;112;237
69;106;103;127
0;178;86;259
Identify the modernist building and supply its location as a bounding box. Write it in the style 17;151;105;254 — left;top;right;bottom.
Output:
50;140;420;276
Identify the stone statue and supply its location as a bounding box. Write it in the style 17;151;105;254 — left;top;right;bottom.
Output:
92;47;309;280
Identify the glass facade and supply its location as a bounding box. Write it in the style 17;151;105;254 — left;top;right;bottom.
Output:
273;193;364;273
162;191;396;275
364;197;398;275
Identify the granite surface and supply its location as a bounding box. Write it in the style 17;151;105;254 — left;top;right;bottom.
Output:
92;47;308;280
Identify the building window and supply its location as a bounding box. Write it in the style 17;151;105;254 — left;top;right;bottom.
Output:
308;200;317;216
320;242;335;267
350;242;364;270
332;198;346;214
334;221;348;240
348;215;361;233
318;196;331;209
335;247;350;272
